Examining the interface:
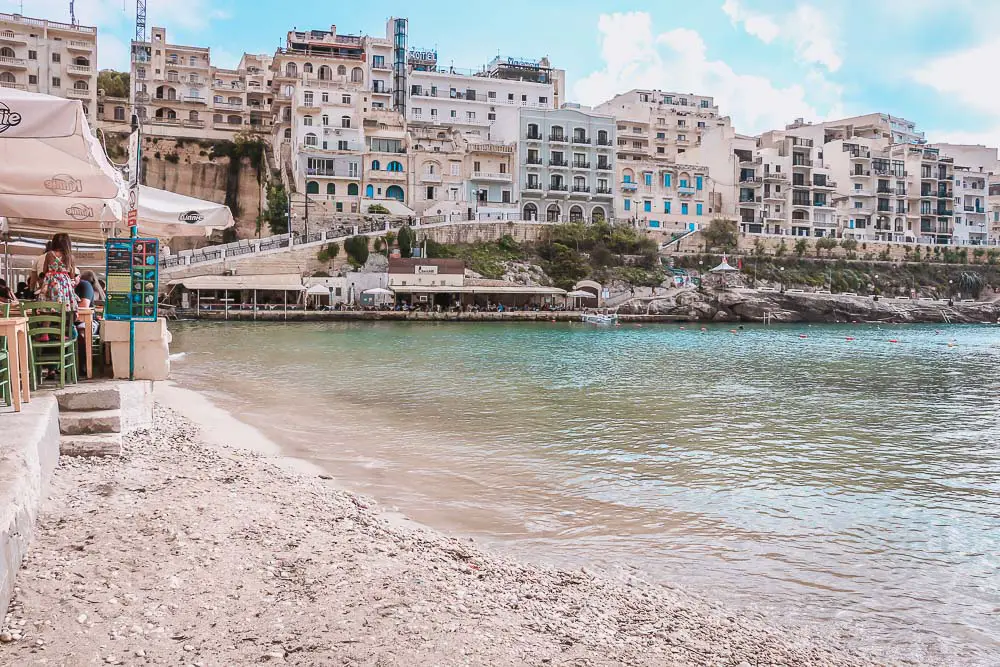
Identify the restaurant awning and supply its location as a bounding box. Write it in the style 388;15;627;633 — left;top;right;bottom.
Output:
390;285;566;295
167;274;305;291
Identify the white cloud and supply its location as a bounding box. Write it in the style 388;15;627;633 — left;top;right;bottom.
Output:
721;0;780;43
912;42;998;115
722;1;841;72
573;12;844;135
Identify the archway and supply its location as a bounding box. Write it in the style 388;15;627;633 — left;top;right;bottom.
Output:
591;206;606;223
365;184;374;198
522;203;538;221
546;204;561;222
569;205;584;222
306;181;319;195
386;185;404;201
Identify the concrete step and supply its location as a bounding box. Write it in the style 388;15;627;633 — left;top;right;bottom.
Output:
60;433;122;457
56;386;121;412
59;409;122;436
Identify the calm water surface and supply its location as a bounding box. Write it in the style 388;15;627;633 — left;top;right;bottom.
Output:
169;321;1000;665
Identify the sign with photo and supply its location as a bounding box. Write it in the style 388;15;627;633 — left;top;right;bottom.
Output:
104;238;159;322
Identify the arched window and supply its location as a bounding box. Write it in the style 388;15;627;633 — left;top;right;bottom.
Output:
387;161;403;172
522;203;538;221
318;65;332;81
351;67;363;83
73;80;89;91
427;164;436;174
326;183;335;195
365;184;374;198
306;181;319;194
321;114;329;126
573;127;587;142
337;65;347;76
285;62;297;78
348;183;359;196
591;206;606;223
341;116;351;128
551;125;564;140
0;72;14;84
189;110;199;121
0;47;14;58
73;56;89;66
546;204;561;222
304;133;318;146
303;62;313;74
283;128;291;139
303;115;313;126
386;185;404;201
527;123;539;139
598;130;609;145
371;160;381;171
573;176;586;190
622;168;635;183
569;205;584;222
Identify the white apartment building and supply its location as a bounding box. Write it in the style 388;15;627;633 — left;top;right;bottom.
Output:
518;105;616;223
0;12;98;121
789;113;926;147
952;166;989;245
407;54;562;144
593;90;729;230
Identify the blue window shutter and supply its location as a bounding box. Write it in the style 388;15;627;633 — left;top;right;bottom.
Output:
664;201;671;214
645;173;652;186
624;174;632;183
681;203;688;215
644;200;651;212
624;200;631;211
664;173;671;188
696;203;703;216
696;176;703;190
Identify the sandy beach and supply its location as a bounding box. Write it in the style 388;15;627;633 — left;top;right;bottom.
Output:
0;397;888;666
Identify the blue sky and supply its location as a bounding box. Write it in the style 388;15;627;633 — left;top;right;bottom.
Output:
14;0;1000;145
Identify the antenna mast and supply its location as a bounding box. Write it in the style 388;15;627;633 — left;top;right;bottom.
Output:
69;0;76;26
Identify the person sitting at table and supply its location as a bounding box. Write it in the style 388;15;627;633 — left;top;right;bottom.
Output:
0;279;18;306
14;282;32;301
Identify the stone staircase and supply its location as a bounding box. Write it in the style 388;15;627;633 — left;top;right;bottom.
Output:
56;386;123;457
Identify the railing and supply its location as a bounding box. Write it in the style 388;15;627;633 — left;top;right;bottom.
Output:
66;64;93;75
739;197;761;204
595;187;613;195
572;161;591;169
526;157;543;165
596;163;612;171
183;96;207;104
65;88;91;99
214;101;243;110
763;172;788;181
792;199;812;207
621;182;638;191
678;186;696;195
549;134;568;142
792;159;813;167
420;173;442;182
68;40;93;49
964;206;986;213
596;138;614;146
740;177;762;184
572;186;590;193
0;30;19;41
549;159;568;167
471;172;512;181
0;81;25;90
572;136;591;144
549;184;568;191
0;12;96;33
815;180;837;188
523;183;543;191
0;55;26;66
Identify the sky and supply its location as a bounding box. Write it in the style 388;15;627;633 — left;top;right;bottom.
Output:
11;0;1000;146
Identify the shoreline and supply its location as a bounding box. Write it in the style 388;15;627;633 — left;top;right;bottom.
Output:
0;390;893;666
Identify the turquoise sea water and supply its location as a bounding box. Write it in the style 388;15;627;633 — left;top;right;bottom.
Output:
169;321;1000;665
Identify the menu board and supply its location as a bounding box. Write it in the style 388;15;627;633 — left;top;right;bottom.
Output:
104;238;159;322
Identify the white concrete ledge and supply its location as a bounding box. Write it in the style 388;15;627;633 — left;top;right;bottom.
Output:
0;395;60;617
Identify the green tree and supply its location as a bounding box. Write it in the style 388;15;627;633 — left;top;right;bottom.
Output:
258;182;288;235
97;70;130;98
775;240;788;257
702;218;738;252
816;236;838;256
839;238;858;253
973;247;986;263
397;225;413;258
958;271;985;298
752;238;766;257
794;238;809;257
345;235;370;266
317;242;340;263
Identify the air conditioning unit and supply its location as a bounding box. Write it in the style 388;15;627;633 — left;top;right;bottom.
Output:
433;147;440;152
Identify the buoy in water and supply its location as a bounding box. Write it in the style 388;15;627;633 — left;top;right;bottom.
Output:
799;334;808;339
845;337;855;341
730;329;738;334
889;339;899;343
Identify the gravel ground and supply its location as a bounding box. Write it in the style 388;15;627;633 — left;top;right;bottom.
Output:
1;405;889;666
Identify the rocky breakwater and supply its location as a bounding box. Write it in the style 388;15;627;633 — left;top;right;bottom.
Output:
640;288;1000;324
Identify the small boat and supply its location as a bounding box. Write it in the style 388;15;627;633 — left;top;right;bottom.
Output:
581;313;618;325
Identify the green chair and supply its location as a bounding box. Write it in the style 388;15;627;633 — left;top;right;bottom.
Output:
21;301;77;389
0;302;10;406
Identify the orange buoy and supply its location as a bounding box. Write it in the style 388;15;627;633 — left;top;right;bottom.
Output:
889;339;899;343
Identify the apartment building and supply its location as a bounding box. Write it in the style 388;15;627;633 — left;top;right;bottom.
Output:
790;113;926;147
407;54;563;144
0;11;98;121
952;167;989;245
882;144;956;245
518;105;615;223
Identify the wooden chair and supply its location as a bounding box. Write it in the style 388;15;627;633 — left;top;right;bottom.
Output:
21;301;78;389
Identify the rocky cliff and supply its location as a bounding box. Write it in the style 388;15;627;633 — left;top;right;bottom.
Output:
633;288;1000;324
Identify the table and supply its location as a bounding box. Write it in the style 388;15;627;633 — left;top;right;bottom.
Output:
78;307;94;379
0;316;31;412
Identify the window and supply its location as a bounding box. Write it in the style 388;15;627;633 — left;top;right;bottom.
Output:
697;122;706;129
663;173;671;188
351;67;364;82
508;93;514;101
338;140;349;151
644;200;652;213
644;173;652;186
303;115;313;126
413;108;422;117
681;203;689;215
337;65;347;76
488;91;496;100
370;138;403;153
473;161;481;172
450;110;457;118
539;96;547;104
696;176;703;190
52;53;60;63
487;112;496;121
322;115;328;126
451;163;461;176
348;161;358;176
371;160;381;170
214;95;223;103
28;50;36;60
28;74;37;84
678;120;686;127
341;116;351;128
466;111;476;120
677;134;686;141
426;186;434;200
696;203;703;216
680;179;688;188
624;200;631;211
342;94;350;104
52;77;60;87
656;132;665;139
521;94;527;102
373;55;385;68
303;91;314;105
348;183;359;195
321;92;329;102
304;133;317;146
664;201;671;214
623;174;632;183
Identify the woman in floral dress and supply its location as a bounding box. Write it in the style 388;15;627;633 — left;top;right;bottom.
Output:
38;232;79;321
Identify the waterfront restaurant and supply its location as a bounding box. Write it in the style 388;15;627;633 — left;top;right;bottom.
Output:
387;258;566;309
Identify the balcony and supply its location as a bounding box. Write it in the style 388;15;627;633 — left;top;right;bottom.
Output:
763;191;783;201
572;135;591;144
183;96;207;105
921;173;938;181
523;182;543;192
67;40;93;51
739;196;762;204
964;205;986;214
65;88;91;99
0;81;25;90
549;159;568;167
66;64;93;76
420;173;442;183
937;191;953;199
0;30;26;45
371;62;392;71
371;86;392;96
621;181;638;192
595;187;613;195
596;138;614;147
792;159;813;168
849;151;871;160
792;199;812;208
213;101;243;110
876;187;893;195
572;161;591;169
814;180;837;189
936;209;954;217
739;156;762;166
571;185;591;195
526;157;543;165
596;163;613;171
0;55;27;69
549;134;569;143
740;176;762;184
813;219;838;229
678;186;696;195
549;184;569;192
526;132;543;141
763;172;788;182
471;172;512;182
